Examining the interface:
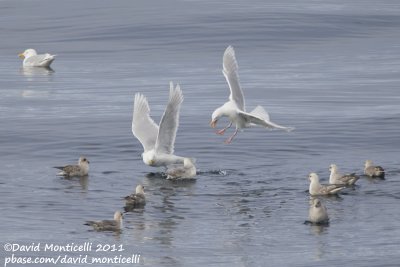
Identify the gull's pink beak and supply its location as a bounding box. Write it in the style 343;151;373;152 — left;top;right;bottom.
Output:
210;120;217;128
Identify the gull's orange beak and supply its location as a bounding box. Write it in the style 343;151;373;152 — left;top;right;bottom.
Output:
18;53;25;59
210;119;217;128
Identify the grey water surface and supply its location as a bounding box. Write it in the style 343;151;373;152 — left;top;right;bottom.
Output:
1;0;400;266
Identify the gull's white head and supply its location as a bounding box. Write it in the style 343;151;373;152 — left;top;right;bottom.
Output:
19;49;37;59
365;160;373;168
329;164;338;173
135;184;145;195
142;151;156;166
309;172;319;183
78;156;90;166
210;108;223;128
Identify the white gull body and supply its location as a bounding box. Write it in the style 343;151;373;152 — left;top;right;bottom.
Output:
19;49;55;67
132;82;187;168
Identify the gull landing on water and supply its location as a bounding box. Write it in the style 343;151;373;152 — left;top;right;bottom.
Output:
132;82;190;168
210;46;294;144
19;49;56;67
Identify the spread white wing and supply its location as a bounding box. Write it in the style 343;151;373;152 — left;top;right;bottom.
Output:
223;46;245;111
132;93;159;152
238;106;294;132
155;82;183;154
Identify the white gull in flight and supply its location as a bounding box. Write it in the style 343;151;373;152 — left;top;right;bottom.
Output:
210;45;293;144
